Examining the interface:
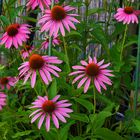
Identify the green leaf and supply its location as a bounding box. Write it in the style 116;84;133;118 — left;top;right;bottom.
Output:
87;111;112;133
21;16;37;22
133;119;140;131
70;113;89;123
93;111;112;129
69;44;82;52
90;24;109;54
95;128;126;140
0;15;10;27
12;130;34;139
0;65;5;70
88;8;104;16
48;79;57;99
124;35;138;48
8;0;17;5
52;49;67;63
66;31;82;38
59;121;75;140
10;6;24;21
74;98;94;112
70;136;85;140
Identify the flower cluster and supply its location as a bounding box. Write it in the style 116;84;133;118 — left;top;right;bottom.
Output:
0;0;127;132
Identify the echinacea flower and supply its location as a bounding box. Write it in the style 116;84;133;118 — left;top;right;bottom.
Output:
0;77;16;90
0;24;31;49
39;5;80;36
18;54;62;88
114;7;140;24
26;0;59;11
21;45;34;59
0;92;7;110
69;57;114;93
41;36;61;50
29;95;73;131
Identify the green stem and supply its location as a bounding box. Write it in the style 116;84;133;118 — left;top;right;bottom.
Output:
34;87;39;96
38;71;48;96
4;0;12;23
93;86;96;114
63;37;71;72
48;0;54;56
120;25;128;61
134;18;140;118
83;3;89;58
48;37;52;56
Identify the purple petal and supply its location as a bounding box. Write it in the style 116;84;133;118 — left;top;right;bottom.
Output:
52;95;60;102
46;115;50;132
38;114;46;129
54;111;66;123
52;114;59;128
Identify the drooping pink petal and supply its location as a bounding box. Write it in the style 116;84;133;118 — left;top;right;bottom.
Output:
52;113;59;128
31;70;36;88
46;114;50;132
31;112;43;123
38;113;46;129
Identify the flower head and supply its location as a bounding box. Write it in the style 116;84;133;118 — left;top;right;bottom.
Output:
0;77;16;90
0;92;7;110
29;95;73;131
21;45;34;59
18;54;62;88
114;7;140;24
69;57;114;93
0;24;31;49
39;5;80;36
26;0;59;11
41;35;61;50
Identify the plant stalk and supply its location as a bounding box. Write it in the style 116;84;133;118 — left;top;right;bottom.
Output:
120;25;128;61
63;37;71;72
48;0;54;56
134;18;140;118
93;85;96;114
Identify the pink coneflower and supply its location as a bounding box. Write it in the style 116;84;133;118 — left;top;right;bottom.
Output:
0;92;7;110
26;0;59;11
18;54;62;88
69;57;114;93
0;77;16;90
114;7;140;24
41;36;61;50
0;24;31;49
39;5;80;36
29;95;73;131
21;45;34;59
